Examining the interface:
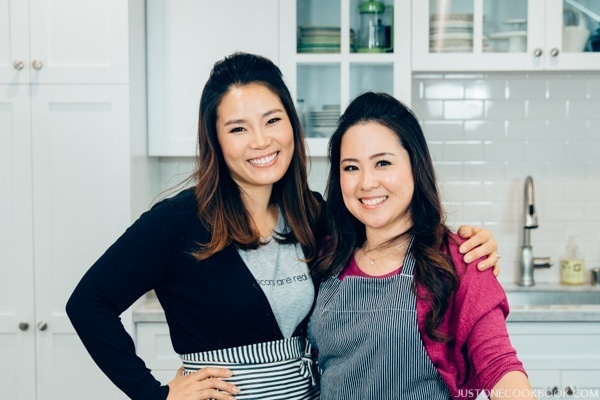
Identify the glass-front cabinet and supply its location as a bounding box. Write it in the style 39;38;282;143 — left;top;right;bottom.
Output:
279;0;412;156
413;0;600;71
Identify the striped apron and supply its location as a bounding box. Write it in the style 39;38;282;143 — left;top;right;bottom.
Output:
180;336;319;400
308;246;451;399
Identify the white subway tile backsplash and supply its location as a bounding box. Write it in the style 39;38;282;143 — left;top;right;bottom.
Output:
485;99;526;119
548;79;589;99
506;120;546;140
464;120;506;141
444;100;484;119
507;79;547;99
464;79;507;100
444;141;484;161
423;80;465;99
423;121;464;140
568;99;600;119
527;99;568;119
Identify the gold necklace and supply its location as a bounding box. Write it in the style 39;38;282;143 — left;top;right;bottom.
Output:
363;236;411;265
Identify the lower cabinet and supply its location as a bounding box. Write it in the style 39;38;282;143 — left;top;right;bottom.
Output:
1;84;132;400
134;317;600;395
135;322;180;385
507;322;600;398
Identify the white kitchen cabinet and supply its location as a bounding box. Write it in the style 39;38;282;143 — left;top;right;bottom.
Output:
413;0;600;71
0;84;131;400
507;322;600;398
146;0;280;156
0;0;128;84
278;0;413;157
1;1;132;398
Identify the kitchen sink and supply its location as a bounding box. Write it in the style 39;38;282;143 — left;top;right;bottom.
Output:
506;289;600;306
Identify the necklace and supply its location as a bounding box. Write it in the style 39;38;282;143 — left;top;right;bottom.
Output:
363;236;411;265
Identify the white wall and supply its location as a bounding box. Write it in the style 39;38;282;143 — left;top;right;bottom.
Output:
155;72;600;284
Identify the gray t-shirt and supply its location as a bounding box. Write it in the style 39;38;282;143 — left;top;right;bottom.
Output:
237;213;314;338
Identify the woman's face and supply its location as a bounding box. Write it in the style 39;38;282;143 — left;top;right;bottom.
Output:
339;122;414;239
216;83;294;193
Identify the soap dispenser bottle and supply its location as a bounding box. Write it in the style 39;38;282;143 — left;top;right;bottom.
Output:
561;236;586;285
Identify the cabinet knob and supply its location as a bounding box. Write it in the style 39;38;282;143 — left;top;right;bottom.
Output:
545;386;559;396
18;322;29;331
533;48;543;57
564;386;576;396
13;60;25;70
37;321;48;331
32;60;43;70
550;48;559;57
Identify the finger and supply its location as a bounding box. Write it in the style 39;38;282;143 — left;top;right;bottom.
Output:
458;228;492;255
198;388;238;400
476;251;499;271
193;367;234;380
457;225;476;240
193;377;239;398
175;366;184;378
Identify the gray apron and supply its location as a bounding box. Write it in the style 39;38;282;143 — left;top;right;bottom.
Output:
308;243;451;399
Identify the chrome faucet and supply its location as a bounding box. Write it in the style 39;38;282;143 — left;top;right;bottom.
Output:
518;176;552;286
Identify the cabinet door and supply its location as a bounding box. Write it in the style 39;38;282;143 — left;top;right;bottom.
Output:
278;0;413;157
28;0;129;84
30;85;131;400
0;0;30;84
0;85;35;400
147;0;280;156
412;0;600;71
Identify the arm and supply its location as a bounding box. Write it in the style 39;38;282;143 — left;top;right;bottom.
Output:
457;225;500;275
490;371;536;400
66;203;173;400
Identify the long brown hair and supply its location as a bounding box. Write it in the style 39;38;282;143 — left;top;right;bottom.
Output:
316;92;457;341
192;52;321;260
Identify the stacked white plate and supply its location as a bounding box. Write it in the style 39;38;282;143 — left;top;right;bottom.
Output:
297;26;355;53
429;13;474;52
307;105;340;138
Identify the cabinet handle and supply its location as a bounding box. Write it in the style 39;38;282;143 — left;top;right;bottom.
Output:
13;60;25;70
32;60;43;70
533;48;543;57
37;321;48;331
545;386;559;396
550;48;559;57
564;386;576;396
18;322;29;331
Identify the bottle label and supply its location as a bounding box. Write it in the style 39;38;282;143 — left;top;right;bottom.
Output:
561;259;586;285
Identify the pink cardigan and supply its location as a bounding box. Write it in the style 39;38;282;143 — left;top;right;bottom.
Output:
340;233;526;399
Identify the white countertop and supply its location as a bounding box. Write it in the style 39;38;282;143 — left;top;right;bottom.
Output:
134;282;600;323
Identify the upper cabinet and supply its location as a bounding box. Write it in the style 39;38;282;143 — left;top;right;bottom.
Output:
0;0;128;84
146;0;279;156
412;0;600;71
278;0;413;157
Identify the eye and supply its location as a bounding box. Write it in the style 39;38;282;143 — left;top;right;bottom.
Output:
342;165;358;172
267;117;281;125
376;160;391;167
229;126;245;133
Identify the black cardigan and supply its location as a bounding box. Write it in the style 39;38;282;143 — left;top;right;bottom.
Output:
66;188;325;400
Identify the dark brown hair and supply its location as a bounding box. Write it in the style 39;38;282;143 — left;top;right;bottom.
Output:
192;52;321;260
316;91;457;341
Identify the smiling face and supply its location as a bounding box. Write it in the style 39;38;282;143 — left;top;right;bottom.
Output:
340;122;414;240
216;83;294;194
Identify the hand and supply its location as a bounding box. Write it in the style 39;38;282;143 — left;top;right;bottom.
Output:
457;225;500;276
166;366;239;400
